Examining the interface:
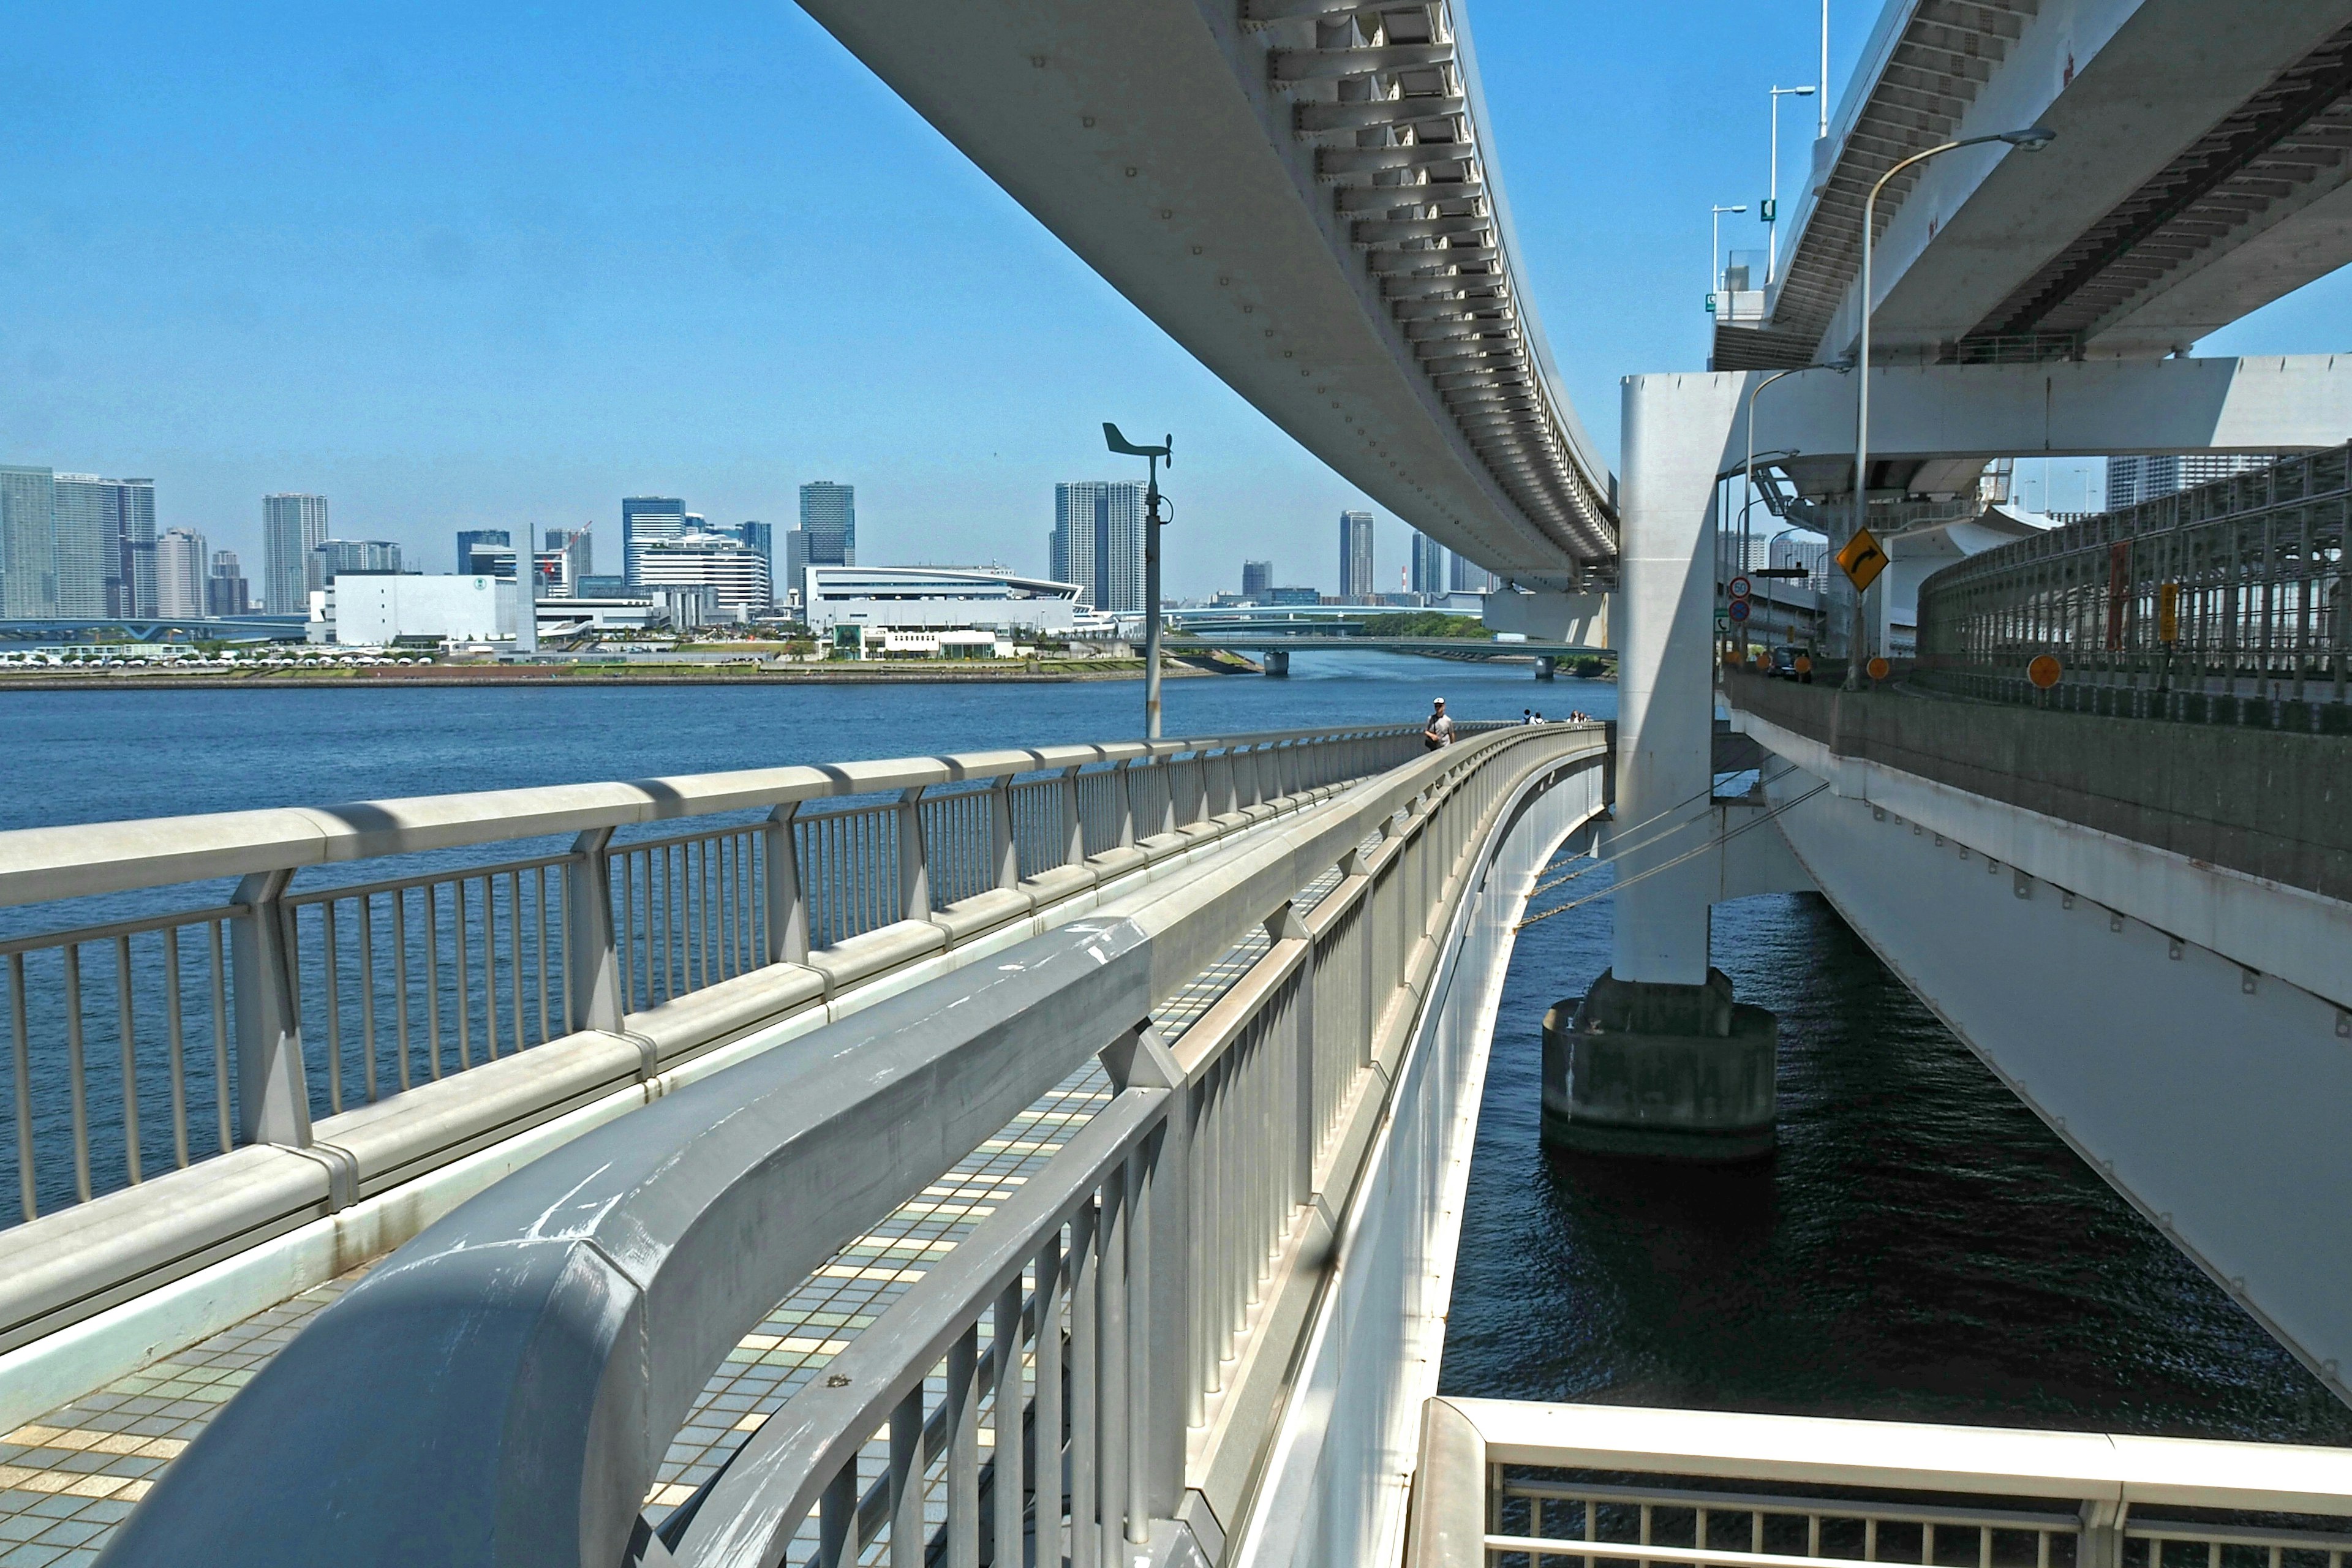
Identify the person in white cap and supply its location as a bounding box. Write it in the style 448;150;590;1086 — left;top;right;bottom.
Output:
1423;696;1454;750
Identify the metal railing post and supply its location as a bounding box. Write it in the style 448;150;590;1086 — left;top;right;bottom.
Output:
2078;1500;2126;1568
1098;1024;1191;1529
988;777;1020;889
229;869;311;1148
565;828;624;1033
1117;758;1139;848
1060;766;1086;866
897;786;931;921
1270;902;1315;1196
763;803;809;963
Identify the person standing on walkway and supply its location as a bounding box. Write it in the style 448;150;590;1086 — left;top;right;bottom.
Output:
1423;696;1454;750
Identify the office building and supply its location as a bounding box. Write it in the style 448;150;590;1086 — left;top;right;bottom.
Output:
1242;560;1273;600
575;573;628;598
622;497;687;589
263;494;330;613
801;565;1080;638
1052;481;1145;612
1409;532;1447;598
50;475;111;619
314;539;404;580
1449;552;1500;595
206;551;251;617
464;545;518;580
736;521;772;586
799;482;856;567
156;528;209;619
456;529;510;574
784;530;810;610
634;530;771;613
1338;510;1375;601
0;466;56;618
2105;454;2276;511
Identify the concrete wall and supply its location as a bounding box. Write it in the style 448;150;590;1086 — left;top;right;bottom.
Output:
1725;669;2352;903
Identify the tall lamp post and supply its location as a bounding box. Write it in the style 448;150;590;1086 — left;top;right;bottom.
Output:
1104;423;1173;737
1765;86;1815;285
1708;203;1747;315
1844;125;2054;689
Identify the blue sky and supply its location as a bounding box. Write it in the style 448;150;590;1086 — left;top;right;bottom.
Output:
5;2;2346;598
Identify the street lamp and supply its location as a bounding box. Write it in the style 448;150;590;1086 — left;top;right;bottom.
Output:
1708;203;1747;315
1844;125;2055;689
1765;86;1816;285
1104;422;1173;737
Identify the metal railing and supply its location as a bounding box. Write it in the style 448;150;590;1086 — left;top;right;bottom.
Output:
95;723;1607;1568
1915;445;2350;728
0;724;1423;1233
1405;1398;2352;1568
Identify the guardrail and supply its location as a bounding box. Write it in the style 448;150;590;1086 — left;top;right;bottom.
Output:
1915;445;2350;729
95;723;1607;1568
0;723;1419;1232
1404;1398;2352;1568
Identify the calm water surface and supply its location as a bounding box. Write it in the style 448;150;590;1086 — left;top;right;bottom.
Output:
6;655;2339;1441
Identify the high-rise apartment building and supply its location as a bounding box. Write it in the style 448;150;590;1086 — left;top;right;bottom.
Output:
50;475;112;619
263;494;330;613
1242;560;1273;600
102;478;156;618
736;521;772;589
314;539;404;579
622;497;687;589
635;530;772;612
799;483;856;568
1052;481;1144;612
2105;454;2276;511
0;466;56;618
156;529;208;618
456;529;511;573
206;550;251;617
1409;532;1447;598
1449;552;1500;595
1338;510;1375;601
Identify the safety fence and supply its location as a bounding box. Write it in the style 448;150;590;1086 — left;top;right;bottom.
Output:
1915;445;2350;729
0;724;1424;1231
93;723;1607;1568
1405;1398;2352;1568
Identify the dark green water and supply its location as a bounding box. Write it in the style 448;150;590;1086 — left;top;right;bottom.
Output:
1442;873;2352;1443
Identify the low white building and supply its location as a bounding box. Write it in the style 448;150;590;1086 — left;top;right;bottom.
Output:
311;575;514;646
803;565;1080;638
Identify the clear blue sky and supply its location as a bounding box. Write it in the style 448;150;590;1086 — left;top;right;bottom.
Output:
5;2;2345;598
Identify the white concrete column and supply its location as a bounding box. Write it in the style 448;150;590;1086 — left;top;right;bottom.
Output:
1611;372;1745;986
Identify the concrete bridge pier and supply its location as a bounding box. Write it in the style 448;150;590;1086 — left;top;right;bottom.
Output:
1263;648;1290;677
1545;372;1778;1159
1534;655;1556;680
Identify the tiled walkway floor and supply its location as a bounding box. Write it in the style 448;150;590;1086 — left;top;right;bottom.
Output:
0;824;1381;1561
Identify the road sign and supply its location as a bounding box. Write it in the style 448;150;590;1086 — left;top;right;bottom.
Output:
1836;527;1888;593
1728;575;1751;600
1866;656;1890;680
2158;581;2180;643
2027;654;2064;690
1728;600;1752;623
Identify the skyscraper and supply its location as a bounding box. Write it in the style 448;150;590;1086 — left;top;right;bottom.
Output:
0;466;57;619
622;497;686;589
736;521;772;596
1052;481;1145;611
102;478;156;618
206;550;251;617
799;483;856;567
785;529;810;610
263;494;330;613
50;475;110;619
314;539;404;579
2105;454;2275;511
156;528;208;619
457;529;511;573
1450;553;1500;594
1409;531;1447;598
1242;560;1273;600
1338;511;1375;601
545;527;592;592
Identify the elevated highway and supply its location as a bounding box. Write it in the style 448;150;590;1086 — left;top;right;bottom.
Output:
791;0;1615;589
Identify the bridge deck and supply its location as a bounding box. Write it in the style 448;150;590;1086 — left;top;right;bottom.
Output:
0;840;1357;1560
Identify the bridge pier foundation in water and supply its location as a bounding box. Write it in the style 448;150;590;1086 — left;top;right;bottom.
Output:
1539;968;1777;1159
1535;655;1556;679
1262;648;1289;676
